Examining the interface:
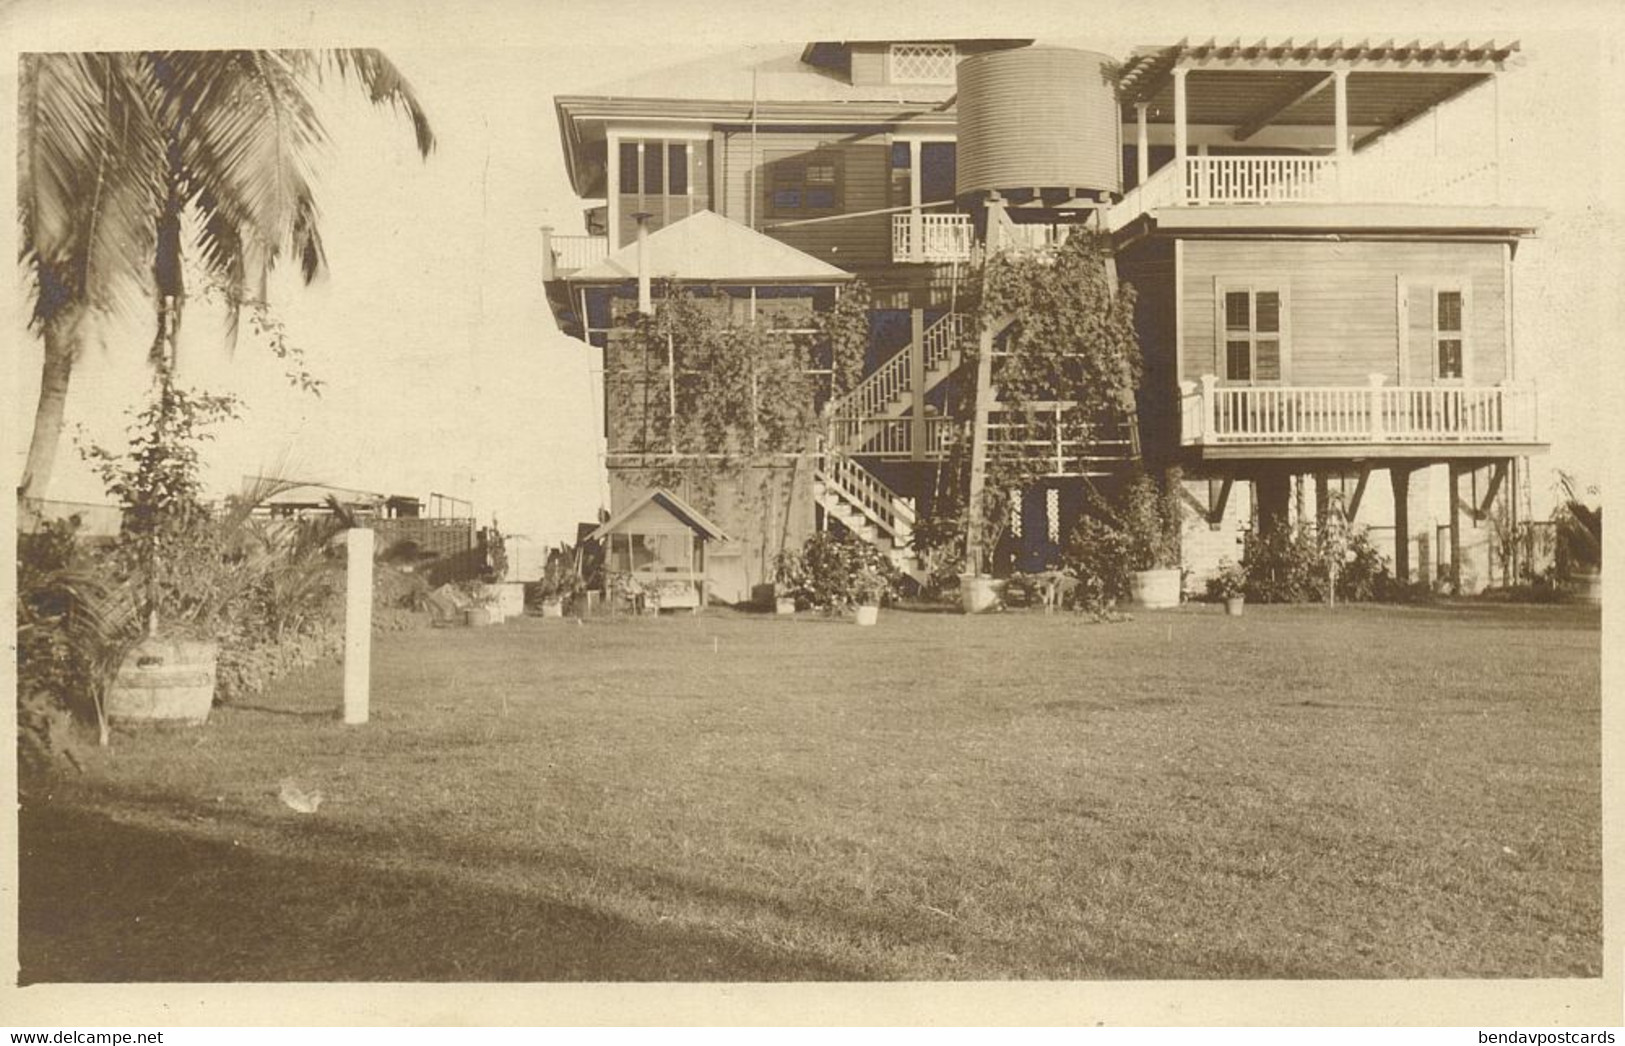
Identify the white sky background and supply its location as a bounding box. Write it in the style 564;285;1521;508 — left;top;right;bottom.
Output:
7;0;1624;543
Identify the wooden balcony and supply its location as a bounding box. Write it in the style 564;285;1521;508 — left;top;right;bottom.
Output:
1109;155;1501;230
831;404;1133;477
1179;376;1540;457
541;228;610;279
892;212;974;264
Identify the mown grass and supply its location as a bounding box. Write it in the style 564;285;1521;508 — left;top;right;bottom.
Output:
18;601;1602;981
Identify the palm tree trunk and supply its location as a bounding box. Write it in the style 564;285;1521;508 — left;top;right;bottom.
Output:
18;312;79;525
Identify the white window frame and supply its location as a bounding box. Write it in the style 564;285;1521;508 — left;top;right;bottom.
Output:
1213;279;1291;385
1431;281;1471;384
889;43;958;85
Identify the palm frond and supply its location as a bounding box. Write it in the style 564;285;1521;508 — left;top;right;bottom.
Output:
19;52;165;326
312;48;436;157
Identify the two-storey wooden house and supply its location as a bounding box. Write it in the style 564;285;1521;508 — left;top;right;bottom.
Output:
545;36;1544;599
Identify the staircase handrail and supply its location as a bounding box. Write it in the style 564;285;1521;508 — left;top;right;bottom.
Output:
832;313;966;426
816;443;916;540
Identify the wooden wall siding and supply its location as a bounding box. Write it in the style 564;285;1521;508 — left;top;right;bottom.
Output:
1181;240;1506;387
1116;240;1179;458
715;129;892;270
850;45;887;86
614;142;710;247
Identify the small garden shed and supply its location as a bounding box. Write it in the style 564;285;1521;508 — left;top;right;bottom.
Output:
585;488;729;610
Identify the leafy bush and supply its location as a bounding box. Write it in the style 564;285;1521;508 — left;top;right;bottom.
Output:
1064;512;1136;610
780;532;902;610
1242;521;1393;604
1062;471;1183;610
16;519;134;770
1205;559;1247;600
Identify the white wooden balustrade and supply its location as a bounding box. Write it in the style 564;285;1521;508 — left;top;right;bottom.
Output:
892;212;974;263
815;448;916;541
1108;155;1501;229
1179;376;1538;446
542;232;609;278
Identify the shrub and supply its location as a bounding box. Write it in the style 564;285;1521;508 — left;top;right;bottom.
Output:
1242;521;1393;604
1205;559;1247;601
781;532;902;610
1062;471;1182;610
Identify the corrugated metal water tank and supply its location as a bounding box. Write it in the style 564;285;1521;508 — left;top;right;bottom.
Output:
955;46;1121;198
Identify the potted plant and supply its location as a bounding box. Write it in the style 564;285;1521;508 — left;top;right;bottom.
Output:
534;542;581;618
1555;472;1601;606
1208;559;1247;616
852;563;889;626
1105;471;1185;610
458;580;501;626
771;547;805;615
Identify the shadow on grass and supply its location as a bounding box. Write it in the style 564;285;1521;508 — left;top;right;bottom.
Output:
18;804;857;983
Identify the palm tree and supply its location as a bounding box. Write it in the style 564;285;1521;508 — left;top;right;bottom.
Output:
17;49;435;517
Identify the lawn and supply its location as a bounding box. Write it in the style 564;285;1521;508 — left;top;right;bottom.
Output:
18;600;1602;981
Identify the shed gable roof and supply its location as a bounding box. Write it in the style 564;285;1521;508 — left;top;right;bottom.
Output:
586;488;730;543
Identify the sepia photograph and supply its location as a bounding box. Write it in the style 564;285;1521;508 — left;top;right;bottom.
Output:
4;0;1620;1029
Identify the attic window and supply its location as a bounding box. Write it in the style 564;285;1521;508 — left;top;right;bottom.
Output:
889;43;957;84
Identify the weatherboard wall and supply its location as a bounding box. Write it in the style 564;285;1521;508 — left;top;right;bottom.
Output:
713;128;893;270
1179;239;1509;387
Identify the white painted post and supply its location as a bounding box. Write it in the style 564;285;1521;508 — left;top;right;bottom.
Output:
1333;69;1350;200
344;527;374;725
1200;373;1218;442
1135;102;1150;189
1173;68;1189;203
634;212;653;314
1368;372;1387;442
909;140;923;263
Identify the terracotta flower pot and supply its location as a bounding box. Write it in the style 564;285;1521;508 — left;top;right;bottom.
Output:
1224;595;1245;617
775;597;796;616
854;604;880;626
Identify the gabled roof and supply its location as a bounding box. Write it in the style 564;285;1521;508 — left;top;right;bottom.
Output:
585;488;730;543
568;210;851;284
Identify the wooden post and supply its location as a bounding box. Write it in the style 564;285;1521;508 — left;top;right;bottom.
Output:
540;225;556;281
1448;463;1463;594
910;307;927;462
634;212;653;314
965;196;1007;575
909;140;923;263
1508;456;1520;584
1392;465;1412;583
343;527;374;725
1333;69;1350;200
1135;102;1150;188
1173;68;1189;202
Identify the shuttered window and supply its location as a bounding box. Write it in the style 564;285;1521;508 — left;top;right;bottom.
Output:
768;149;842;216
1436;289;1465;380
1219;285;1286;383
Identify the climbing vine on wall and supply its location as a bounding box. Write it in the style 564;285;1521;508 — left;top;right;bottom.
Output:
917;229;1147;575
607;280;872;481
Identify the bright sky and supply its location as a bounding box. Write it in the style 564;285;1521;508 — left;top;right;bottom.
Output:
6;0;1622;541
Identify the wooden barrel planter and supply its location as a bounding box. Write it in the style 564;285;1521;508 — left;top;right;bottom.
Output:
105;637;218;726
960;574;1000;614
1130;568;1182;610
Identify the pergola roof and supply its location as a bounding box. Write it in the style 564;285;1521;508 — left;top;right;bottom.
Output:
1119;38;1519;143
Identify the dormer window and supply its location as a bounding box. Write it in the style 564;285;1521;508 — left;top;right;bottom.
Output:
889;43;957;85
